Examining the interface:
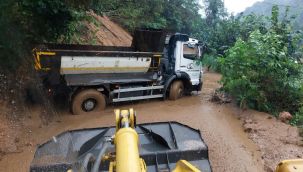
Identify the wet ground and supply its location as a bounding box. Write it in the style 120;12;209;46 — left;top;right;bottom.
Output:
0;72;302;172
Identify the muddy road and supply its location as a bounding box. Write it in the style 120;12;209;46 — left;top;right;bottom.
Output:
0;72;301;172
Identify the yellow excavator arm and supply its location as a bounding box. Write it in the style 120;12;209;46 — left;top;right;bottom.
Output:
110;109;200;172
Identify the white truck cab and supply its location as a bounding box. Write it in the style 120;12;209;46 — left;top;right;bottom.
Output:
176;38;202;86
160;34;203;98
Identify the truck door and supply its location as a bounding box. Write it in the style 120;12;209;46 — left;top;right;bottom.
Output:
179;43;201;85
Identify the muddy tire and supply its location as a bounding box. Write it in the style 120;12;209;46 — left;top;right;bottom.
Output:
169;80;184;100
72;89;106;115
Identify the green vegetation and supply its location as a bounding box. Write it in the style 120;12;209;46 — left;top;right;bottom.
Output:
1;0;303;124
200;2;303;125
219;6;303;125
0;0;204;70
0;0;88;69
90;0;204;34
220;30;303;112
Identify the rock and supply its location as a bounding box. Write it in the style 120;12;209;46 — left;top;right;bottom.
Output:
14;137;20;143
244;119;253;124
26;142;33;147
278;111;292;123
210;89;232;104
244;127;252;133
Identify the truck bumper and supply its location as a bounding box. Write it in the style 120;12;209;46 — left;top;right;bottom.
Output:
191;82;203;92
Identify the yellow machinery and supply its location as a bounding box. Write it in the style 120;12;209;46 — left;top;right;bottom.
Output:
111;109;303;172
111;109;200;172
30;109;211;172
30;108;303;172
110;109;146;172
275;159;303;172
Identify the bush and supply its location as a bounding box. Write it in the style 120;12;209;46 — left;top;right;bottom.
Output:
202;53;222;72
219;30;303;115
291;107;303;126
0;0;90;70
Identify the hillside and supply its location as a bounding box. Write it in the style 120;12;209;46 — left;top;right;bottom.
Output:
68;11;133;46
0;12;133;160
242;0;303;29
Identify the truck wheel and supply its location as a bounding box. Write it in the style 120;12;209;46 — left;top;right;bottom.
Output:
169;80;184;100
72;89;106;115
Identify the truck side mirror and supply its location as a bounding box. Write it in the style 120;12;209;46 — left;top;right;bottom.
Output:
199;44;207;59
199;46;203;59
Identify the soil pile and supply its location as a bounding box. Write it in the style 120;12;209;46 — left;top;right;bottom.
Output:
74;11;133;46
0;72;27;159
241;112;303;171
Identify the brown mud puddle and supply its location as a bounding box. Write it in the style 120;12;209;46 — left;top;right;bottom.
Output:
0;72;301;172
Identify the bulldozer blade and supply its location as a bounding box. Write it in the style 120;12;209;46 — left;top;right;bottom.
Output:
30;122;211;172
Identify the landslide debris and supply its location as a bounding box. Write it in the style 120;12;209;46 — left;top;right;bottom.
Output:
68;11;133;46
210;89;232;104
241;111;303;171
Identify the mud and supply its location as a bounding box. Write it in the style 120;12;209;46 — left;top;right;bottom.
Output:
241;111;303;171
78;11;133;46
0;72;302;172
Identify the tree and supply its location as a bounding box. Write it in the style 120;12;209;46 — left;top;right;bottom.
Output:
204;0;226;26
0;0;89;70
90;0;204;34
219;6;303;124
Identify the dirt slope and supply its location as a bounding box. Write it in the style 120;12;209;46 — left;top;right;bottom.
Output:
241;111;303;171
73;11;133;46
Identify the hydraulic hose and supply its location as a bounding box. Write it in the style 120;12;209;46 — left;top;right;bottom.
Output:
80;153;95;172
91;141;110;172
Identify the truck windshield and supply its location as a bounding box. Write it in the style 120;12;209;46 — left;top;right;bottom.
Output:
183;44;199;60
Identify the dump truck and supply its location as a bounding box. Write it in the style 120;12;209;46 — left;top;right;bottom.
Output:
30;109;212;172
34;30;204;115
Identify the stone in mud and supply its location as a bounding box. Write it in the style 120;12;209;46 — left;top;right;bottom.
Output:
244;127;253;133
278;111;292;123
244;119;253;124
210;89;232;104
